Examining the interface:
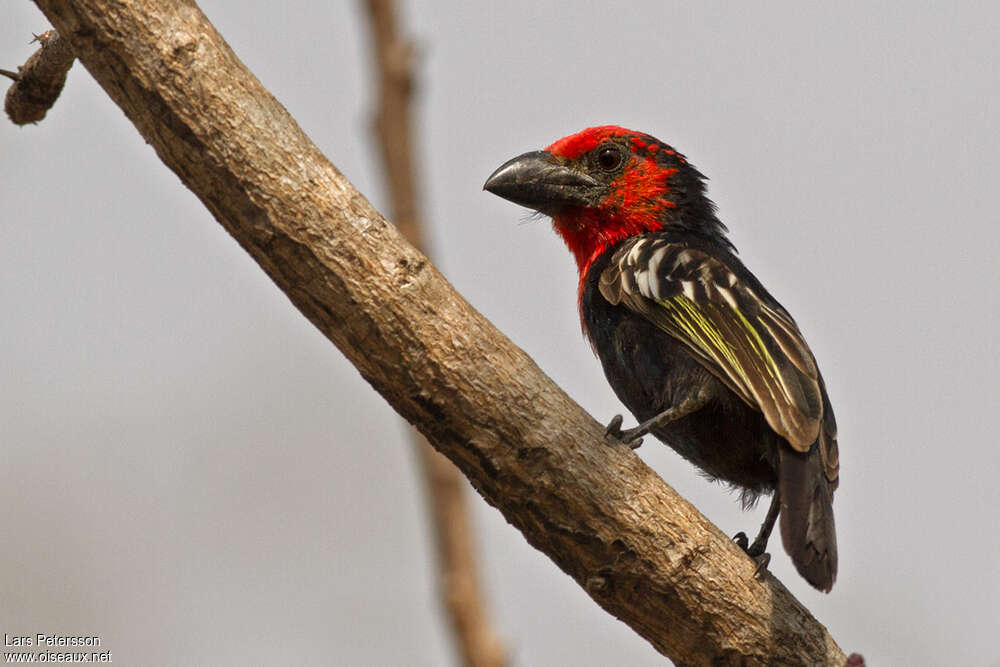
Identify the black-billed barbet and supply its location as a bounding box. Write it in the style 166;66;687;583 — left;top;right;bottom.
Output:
483;126;839;592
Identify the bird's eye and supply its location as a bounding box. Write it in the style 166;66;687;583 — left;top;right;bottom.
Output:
595;145;624;171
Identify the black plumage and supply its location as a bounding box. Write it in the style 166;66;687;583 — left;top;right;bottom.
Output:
583;233;838;590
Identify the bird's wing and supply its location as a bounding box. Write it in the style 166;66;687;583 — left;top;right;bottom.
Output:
599;237;824;450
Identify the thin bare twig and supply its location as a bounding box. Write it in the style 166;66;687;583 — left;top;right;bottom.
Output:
362;2;506;666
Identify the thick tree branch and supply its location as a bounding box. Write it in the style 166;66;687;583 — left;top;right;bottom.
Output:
361;1;506;665
29;1;845;664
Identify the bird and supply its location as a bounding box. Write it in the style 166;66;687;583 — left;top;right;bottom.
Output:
483;126;839;591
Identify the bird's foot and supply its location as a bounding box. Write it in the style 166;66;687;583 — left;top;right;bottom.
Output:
746;536;768;558
604;414;643;449
733;532;771;580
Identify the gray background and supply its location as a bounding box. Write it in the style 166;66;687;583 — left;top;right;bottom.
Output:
3;1;998;665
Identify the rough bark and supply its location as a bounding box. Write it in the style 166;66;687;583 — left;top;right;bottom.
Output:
28;1;846;664
362;1;507;665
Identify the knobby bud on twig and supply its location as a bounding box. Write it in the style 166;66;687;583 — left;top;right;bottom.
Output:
4;30;76;125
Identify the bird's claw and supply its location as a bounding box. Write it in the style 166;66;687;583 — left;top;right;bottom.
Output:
604;414;643;449
734;532;771;579
752;552;771;580
604;414;623;438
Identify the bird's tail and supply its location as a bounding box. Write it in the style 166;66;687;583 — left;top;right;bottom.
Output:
778;441;838;592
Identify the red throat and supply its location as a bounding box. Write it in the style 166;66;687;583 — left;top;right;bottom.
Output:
554;206;667;306
554;210;644;281
551;162;677;302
